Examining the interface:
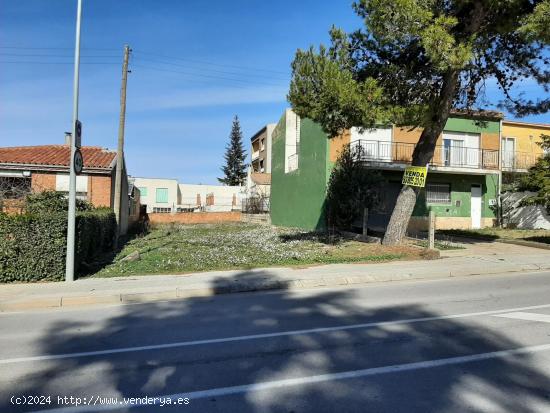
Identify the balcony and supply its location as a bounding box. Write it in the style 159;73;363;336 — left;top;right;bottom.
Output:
350;140;500;171
287;153;299;172
252;150;260;161
501;151;539;171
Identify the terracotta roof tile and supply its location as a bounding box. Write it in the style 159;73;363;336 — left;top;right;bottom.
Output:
0;145;116;170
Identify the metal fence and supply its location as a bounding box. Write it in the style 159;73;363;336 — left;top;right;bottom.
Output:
242;196;270;213
350;140;500;170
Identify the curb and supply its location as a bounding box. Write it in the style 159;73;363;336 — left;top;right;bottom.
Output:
496;238;550;251
1;264;549;313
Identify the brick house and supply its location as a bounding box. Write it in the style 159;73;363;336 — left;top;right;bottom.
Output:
0;144;137;234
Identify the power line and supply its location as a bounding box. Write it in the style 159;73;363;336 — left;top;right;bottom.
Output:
132;63;288;87
0;52;120;58
132;56;289;81
0;61;119;65
0;45;119;51
134;50;289;75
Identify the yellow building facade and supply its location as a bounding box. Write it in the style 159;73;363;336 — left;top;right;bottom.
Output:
502;120;550;171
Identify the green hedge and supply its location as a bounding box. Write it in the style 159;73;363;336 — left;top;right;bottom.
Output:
0;209;116;282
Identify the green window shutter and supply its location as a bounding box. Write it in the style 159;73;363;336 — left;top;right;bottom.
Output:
138;187;148;196
156;188;169;203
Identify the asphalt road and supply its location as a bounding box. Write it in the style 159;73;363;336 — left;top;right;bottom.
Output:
1;271;550;413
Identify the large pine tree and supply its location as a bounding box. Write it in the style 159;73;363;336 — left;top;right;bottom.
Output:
218;115;247;186
288;0;550;245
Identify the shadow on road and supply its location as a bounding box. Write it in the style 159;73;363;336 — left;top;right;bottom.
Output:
2;270;549;412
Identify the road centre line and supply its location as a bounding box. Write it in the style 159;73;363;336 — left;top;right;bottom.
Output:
3;302;550;365
493;311;550;323
30;342;550;413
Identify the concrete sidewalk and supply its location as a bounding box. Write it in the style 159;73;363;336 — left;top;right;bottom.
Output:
1;241;548;312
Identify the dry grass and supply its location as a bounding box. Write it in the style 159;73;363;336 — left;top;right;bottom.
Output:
94;223;424;277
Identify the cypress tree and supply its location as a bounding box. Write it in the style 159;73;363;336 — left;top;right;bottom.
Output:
218;115;247;186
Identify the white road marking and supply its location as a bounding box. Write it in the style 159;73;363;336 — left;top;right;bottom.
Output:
493;311;550;324
29;343;550;413
3;303;550;365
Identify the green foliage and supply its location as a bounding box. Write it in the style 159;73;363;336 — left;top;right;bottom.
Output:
76;208;117;266
289;0;549;134
218;115;247;186
519;0;550;43
517;134;550;213
25;191;93;215
289;27;389;136
0;213;67;282
326;145;382;229
0;209;116;282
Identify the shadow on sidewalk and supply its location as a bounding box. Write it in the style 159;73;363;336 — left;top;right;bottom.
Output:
2;270;549;412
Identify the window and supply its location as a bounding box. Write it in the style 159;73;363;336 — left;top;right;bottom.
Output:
0;177;31;199
426;184;451;204
138;187;148;197
156;188;168;203
153;207;171;213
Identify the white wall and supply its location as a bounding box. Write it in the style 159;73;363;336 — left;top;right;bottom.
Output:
133;177;179;213
265;123;276;173
56;174;88;194
179;183;245;211
350;127;392;161
284;109;300;173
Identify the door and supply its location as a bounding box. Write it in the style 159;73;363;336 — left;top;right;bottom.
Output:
501;137;515;168
442;132;480;167
471;184;482;229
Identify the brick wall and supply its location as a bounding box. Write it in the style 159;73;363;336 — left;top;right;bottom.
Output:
88;175;112;207
31;173;56;192
149;211;241;224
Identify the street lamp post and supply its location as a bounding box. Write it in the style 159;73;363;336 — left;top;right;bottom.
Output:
65;0;83;282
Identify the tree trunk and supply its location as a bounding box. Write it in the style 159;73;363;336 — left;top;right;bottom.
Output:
382;70;460;245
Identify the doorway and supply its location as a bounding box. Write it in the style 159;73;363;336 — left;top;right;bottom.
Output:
471;184;482;229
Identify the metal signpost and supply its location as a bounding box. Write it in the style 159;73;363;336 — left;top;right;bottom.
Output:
65;0;83;282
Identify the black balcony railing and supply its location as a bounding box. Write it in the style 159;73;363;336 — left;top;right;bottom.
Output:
349;140;500;170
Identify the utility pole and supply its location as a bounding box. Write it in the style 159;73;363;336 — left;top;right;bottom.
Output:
113;44;131;245
65;0;83;282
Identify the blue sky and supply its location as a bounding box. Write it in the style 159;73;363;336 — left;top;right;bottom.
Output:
1;1;549;184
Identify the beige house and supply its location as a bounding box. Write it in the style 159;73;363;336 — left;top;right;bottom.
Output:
133;177;244;213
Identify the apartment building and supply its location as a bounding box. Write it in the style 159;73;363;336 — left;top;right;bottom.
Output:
250;123;276;173
270;109;506;231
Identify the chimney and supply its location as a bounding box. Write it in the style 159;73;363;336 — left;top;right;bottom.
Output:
64;132;72;145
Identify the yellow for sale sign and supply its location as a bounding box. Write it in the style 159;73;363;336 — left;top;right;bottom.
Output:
402;166;428;187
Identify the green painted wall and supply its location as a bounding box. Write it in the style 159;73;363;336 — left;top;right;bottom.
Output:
270;113;330;230
381;171;498;218
270;113;500;230
390;172;498;218
444;117;500;134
